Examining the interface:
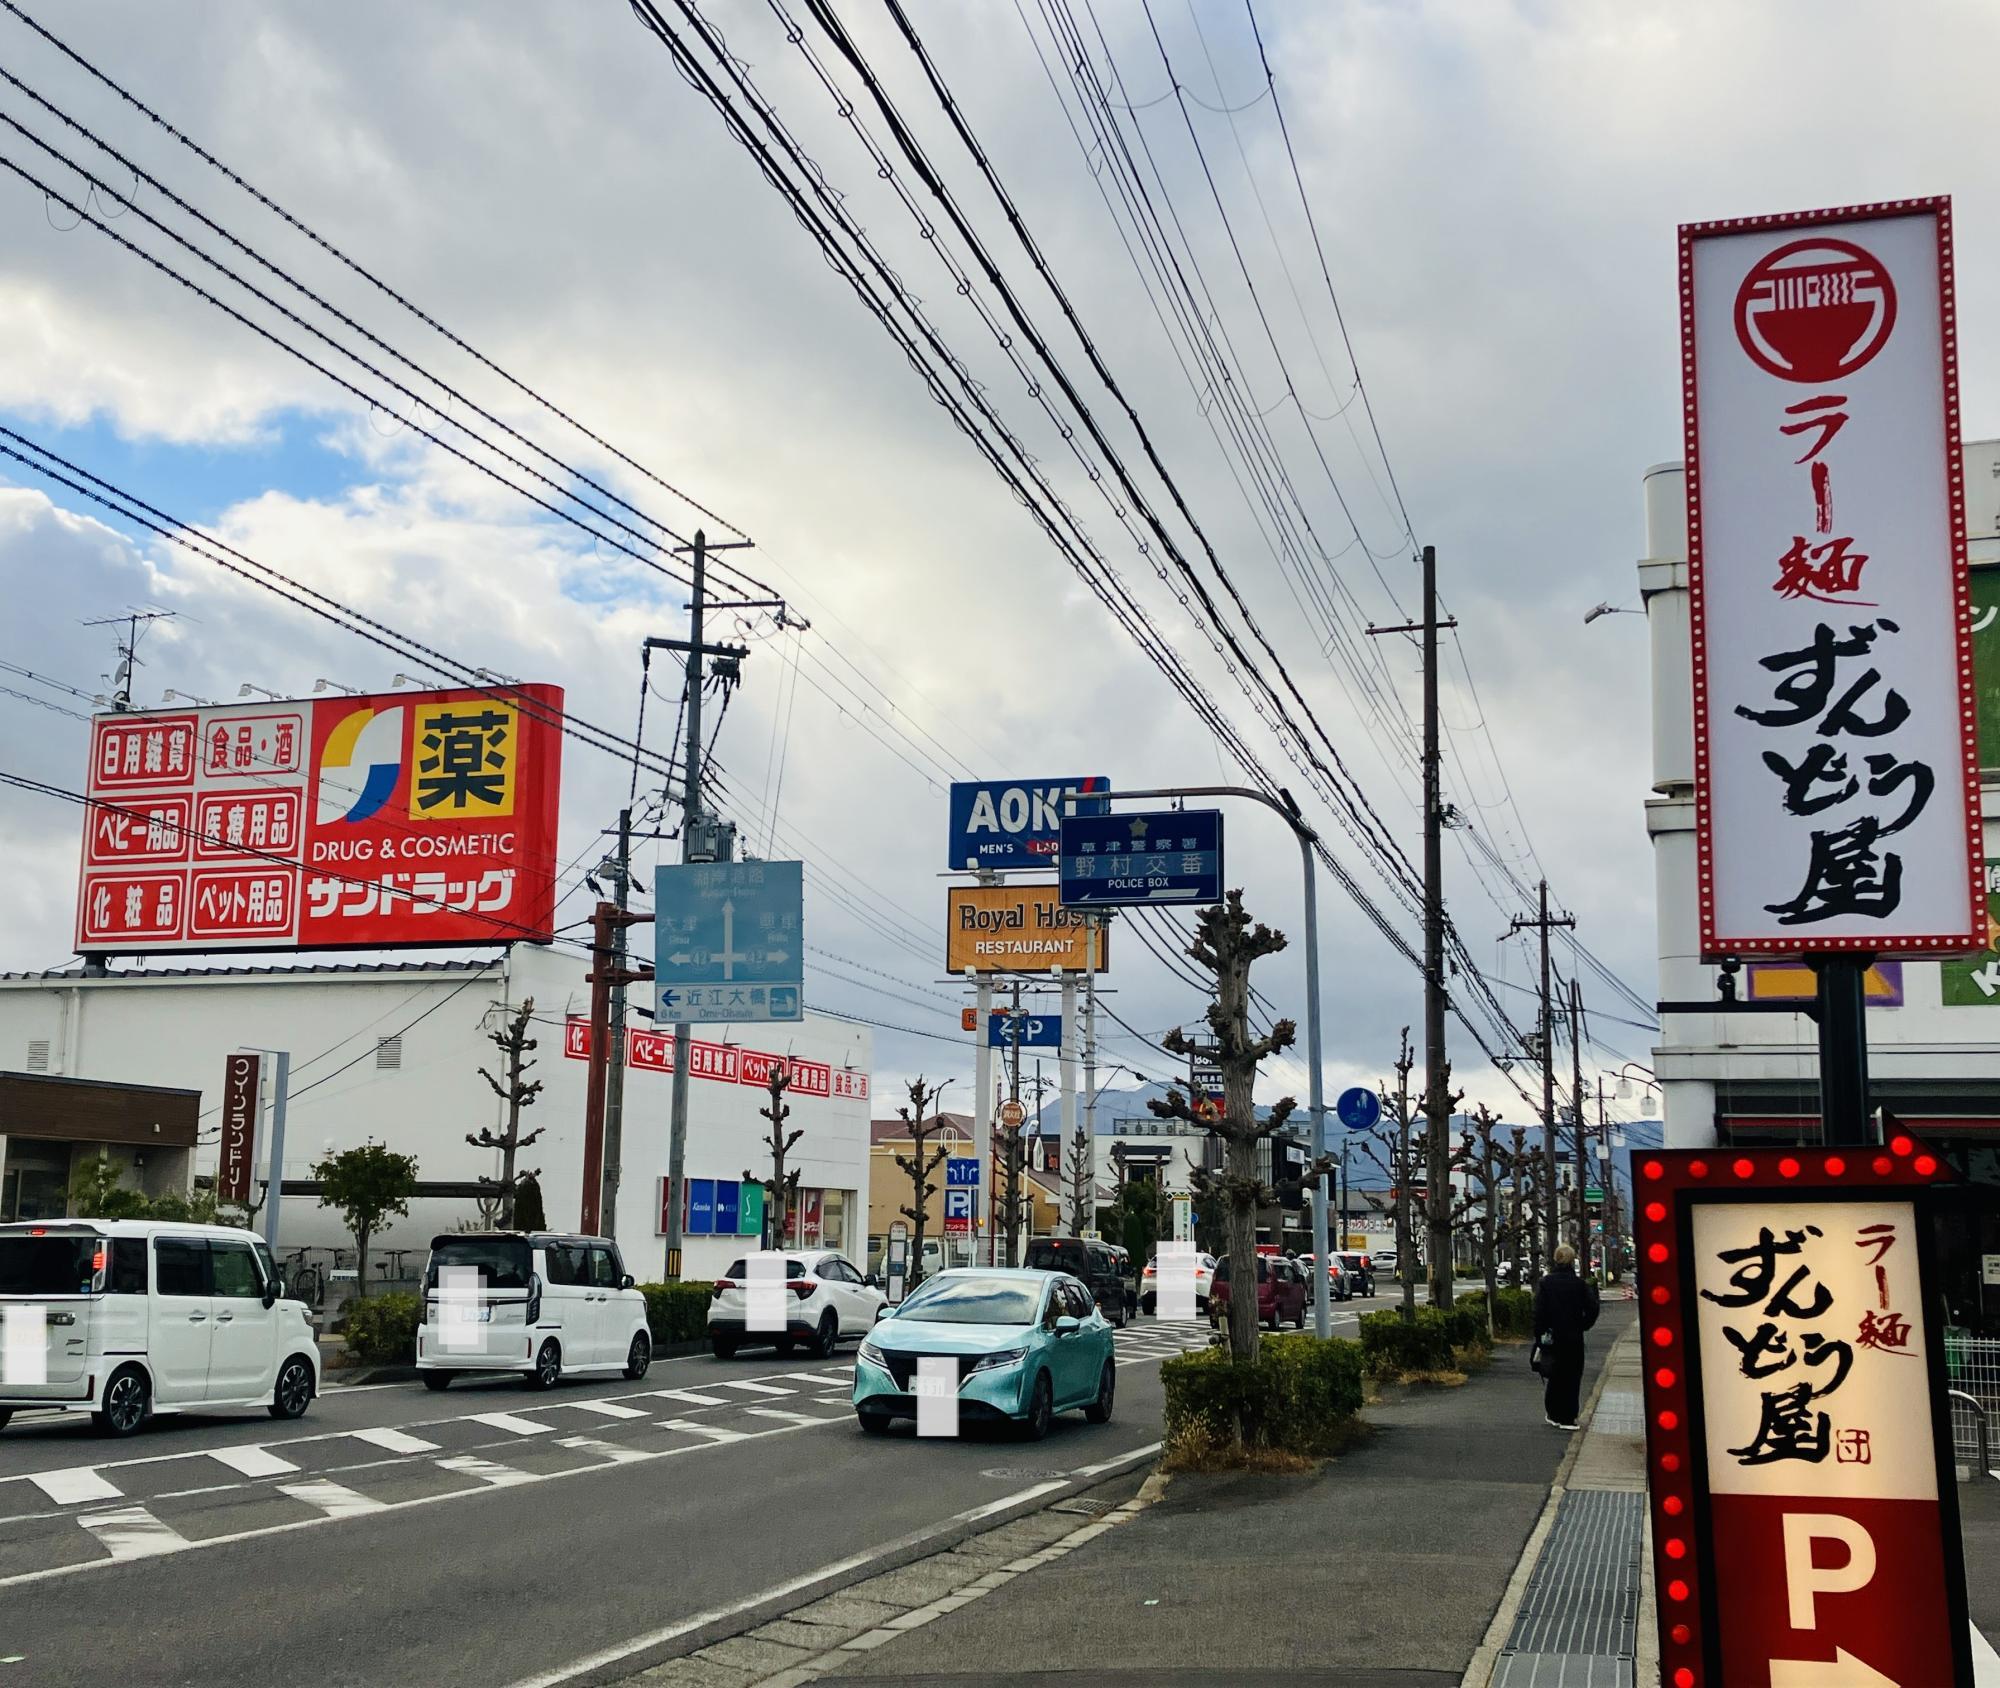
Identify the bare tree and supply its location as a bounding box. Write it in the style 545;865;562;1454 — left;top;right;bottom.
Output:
1468;1104;1506;1332
1147;894;1327;1363
744;1062;802;1249
1421;1059;1466;1311
1063;1119;1093;1237
896;1078;949;1290
470;998;544;1227
1360;1031;1420;1321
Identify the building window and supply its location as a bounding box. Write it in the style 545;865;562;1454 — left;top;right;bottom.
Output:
375;1036;402;1070
24;1040;49;1073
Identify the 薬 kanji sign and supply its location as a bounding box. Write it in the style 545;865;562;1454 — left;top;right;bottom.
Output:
1681;200;1981;958
74;687;564;954
1634;1142;1970;1687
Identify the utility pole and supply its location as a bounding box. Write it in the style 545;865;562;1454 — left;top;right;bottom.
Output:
601;805;633;1238
1508;880;1574;1280
1569;977;1588;1276
1368;546;1458;1310
1082;916;1100;1235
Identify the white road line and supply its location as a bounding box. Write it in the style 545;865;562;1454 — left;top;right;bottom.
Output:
351;1427;439;1455
29;1468;119;1506
436;1455;535;1488
77;1506;185;1561
649;1388;727;1407
657;1417;750;1443
777;1372;850;1388
278;1478;388;1519
556;1435;651;1466
468;1411;554;1437
1070;1441;1163;1479
567;1399;649;1420
208;1446;300;1479
715;1380;794;1397
741;1407;842;1425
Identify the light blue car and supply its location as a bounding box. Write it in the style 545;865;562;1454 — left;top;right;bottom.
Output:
853;1268;1116;1440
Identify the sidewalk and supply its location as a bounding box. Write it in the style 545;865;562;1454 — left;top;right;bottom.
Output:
804;1308;1638;1688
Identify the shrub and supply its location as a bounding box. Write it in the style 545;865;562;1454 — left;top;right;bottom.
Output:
343;1291;419;1366
1162;1333;1363;1459
639;1282;716;1344
1494;1287;1536;1339
1359;1307;1455;1377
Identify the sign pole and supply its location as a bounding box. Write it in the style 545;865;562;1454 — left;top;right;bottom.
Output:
973;955;993;1267
264;1049;289;1255
1303;832;1331;1342
1083;918;1099;1237
1058;969;1077;1235
1812;955;1874;1146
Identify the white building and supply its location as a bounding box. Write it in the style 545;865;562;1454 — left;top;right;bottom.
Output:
1640;444;1999;1333
0;941;873;1285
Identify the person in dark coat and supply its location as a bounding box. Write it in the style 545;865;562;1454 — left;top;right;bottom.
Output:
1533;1245;1599;1429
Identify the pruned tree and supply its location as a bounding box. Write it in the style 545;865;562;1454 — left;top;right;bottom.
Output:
896;1077;949;1290
1147;893;1330;1363
746;1061;803;1249
995;1105;1032;1265
470;998;544;1228
1468;1104;1506;1332
1420;1055;1467;1311
1063;1119;1092;1236
1361;1031;1421;1320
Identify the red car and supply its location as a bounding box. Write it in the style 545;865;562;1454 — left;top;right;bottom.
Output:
1208;1252;1307;1331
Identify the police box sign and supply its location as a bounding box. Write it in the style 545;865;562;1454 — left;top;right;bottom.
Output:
947;777;1108;870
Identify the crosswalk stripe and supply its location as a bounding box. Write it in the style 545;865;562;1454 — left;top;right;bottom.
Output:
352;1427;439;1455
649;1388;727;1406
436;1455;535;1488
78;1506;184;1561
556;1434;651;1465
778;1372;851;1388
208;1446;299;1479
716;1380;794;1397
742;1406;842;1425
31;1468;120;1506
468;1411;553;1436
658;1417;750;1443
278;1478;387;1519
568;1399;648;1420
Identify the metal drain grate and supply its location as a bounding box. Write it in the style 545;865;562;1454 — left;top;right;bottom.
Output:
1048;1497;1116;1516
1495;1489;1643;1685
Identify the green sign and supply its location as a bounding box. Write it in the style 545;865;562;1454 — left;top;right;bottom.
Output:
1585;1187;1605;1206
1941;859;2000;1006
739;1182;765;1236
1975;566;2000;770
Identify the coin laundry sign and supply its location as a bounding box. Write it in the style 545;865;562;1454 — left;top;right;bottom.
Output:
1681;200;1981;957
1634;1144;1970;1686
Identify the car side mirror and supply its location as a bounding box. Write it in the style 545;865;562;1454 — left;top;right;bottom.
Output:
262;1279;279;1309
1054;1315;1081;1334
873;1303;890;1322
864;1273;880;1288
619;1273;635;1291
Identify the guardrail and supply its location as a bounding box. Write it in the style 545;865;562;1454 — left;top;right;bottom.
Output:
1949;1389;1990;1483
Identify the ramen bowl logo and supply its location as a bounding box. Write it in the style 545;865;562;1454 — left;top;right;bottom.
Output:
1734;236;1897;383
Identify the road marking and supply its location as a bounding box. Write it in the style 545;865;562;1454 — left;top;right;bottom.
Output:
77;1506;184;1561
778;1372;851;1388
208;1446;299;1479
567;1399;648;1420
1070;1441;1163;1479
468;1412;554;1436
657;1417;749;1443
29;1469;119;1506
716;1380;794;1397
648;1388;727;1406
741;1407;842;1425
278;1479;387;1519
498;1481;1081;1688
436;1455;535;1488
351;1427;439;1455
556;1435;651;1466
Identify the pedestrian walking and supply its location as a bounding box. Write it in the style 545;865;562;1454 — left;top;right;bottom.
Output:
1532;1244;1599;1430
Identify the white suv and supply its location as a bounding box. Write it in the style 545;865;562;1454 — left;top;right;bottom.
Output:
416;1232;652;1391
706;1248;884;1359
0;1219;320;1437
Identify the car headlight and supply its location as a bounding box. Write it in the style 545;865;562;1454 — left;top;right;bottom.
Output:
967;1347;1027;1375
859;1339;889;1369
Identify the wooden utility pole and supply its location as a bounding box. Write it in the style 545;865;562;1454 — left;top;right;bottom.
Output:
1509;880;1574;1279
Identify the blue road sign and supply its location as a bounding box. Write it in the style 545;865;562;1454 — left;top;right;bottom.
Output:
1057;810;1223;907
1336;1086;1382;1132
946;1155;981;1188
988;1011;1062;1050
654;859;803;1023
947;776;1109;870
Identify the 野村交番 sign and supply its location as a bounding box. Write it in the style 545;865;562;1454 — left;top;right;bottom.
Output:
1057;810;1222;907
1681;200;1980;957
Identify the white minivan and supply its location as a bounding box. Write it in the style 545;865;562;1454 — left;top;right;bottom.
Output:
415;1231;652;1391
0;1219;321;1436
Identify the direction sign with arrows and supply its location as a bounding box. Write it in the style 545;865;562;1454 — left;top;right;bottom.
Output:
653;859;803;1023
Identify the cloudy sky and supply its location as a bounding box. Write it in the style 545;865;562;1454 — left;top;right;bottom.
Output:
0;0;1992;1127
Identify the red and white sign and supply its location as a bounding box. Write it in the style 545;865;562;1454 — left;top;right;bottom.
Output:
1682;200;1980;957
75;687;563;954
1636;1143;1970;1686
217;1053;261;1206
563;1018;867;1100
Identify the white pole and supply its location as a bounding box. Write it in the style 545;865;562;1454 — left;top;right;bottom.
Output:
1059;969;1078;1235
263;1050;290;1255
973;967;993;1267
1083;918;1099;1236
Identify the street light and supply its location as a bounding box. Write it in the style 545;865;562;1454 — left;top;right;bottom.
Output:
1583;602;1642;625
238;682;284;702
312;678;360;695
161;688;216;706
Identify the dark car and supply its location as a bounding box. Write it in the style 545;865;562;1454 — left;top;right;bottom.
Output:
1208;1253;1307;1332
1336;1251;1376;1297
1021;1237;1129;1328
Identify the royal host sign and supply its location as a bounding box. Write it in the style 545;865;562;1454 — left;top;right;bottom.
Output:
1682;199;1980;958
76;686;563;953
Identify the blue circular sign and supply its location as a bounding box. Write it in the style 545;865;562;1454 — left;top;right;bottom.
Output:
1335;1086;1382;1133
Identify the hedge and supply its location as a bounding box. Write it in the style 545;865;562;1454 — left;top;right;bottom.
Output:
343;1291;420;1366
640;1282;716;1345
1162;1333;1363;1456
1359;1306;1456;1376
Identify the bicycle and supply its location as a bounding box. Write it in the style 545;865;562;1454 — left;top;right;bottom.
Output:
281;1248;325;1311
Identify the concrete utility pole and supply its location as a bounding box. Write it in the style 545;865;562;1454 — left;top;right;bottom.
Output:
662;532;708;1279
602;804;633;1238
1509;880;1573;1279
1569;978;1588;1275
1082;916;1100;1233
1058;966;1078;1236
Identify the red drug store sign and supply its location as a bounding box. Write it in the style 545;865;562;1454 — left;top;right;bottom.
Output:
1634;1142;1970;1686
